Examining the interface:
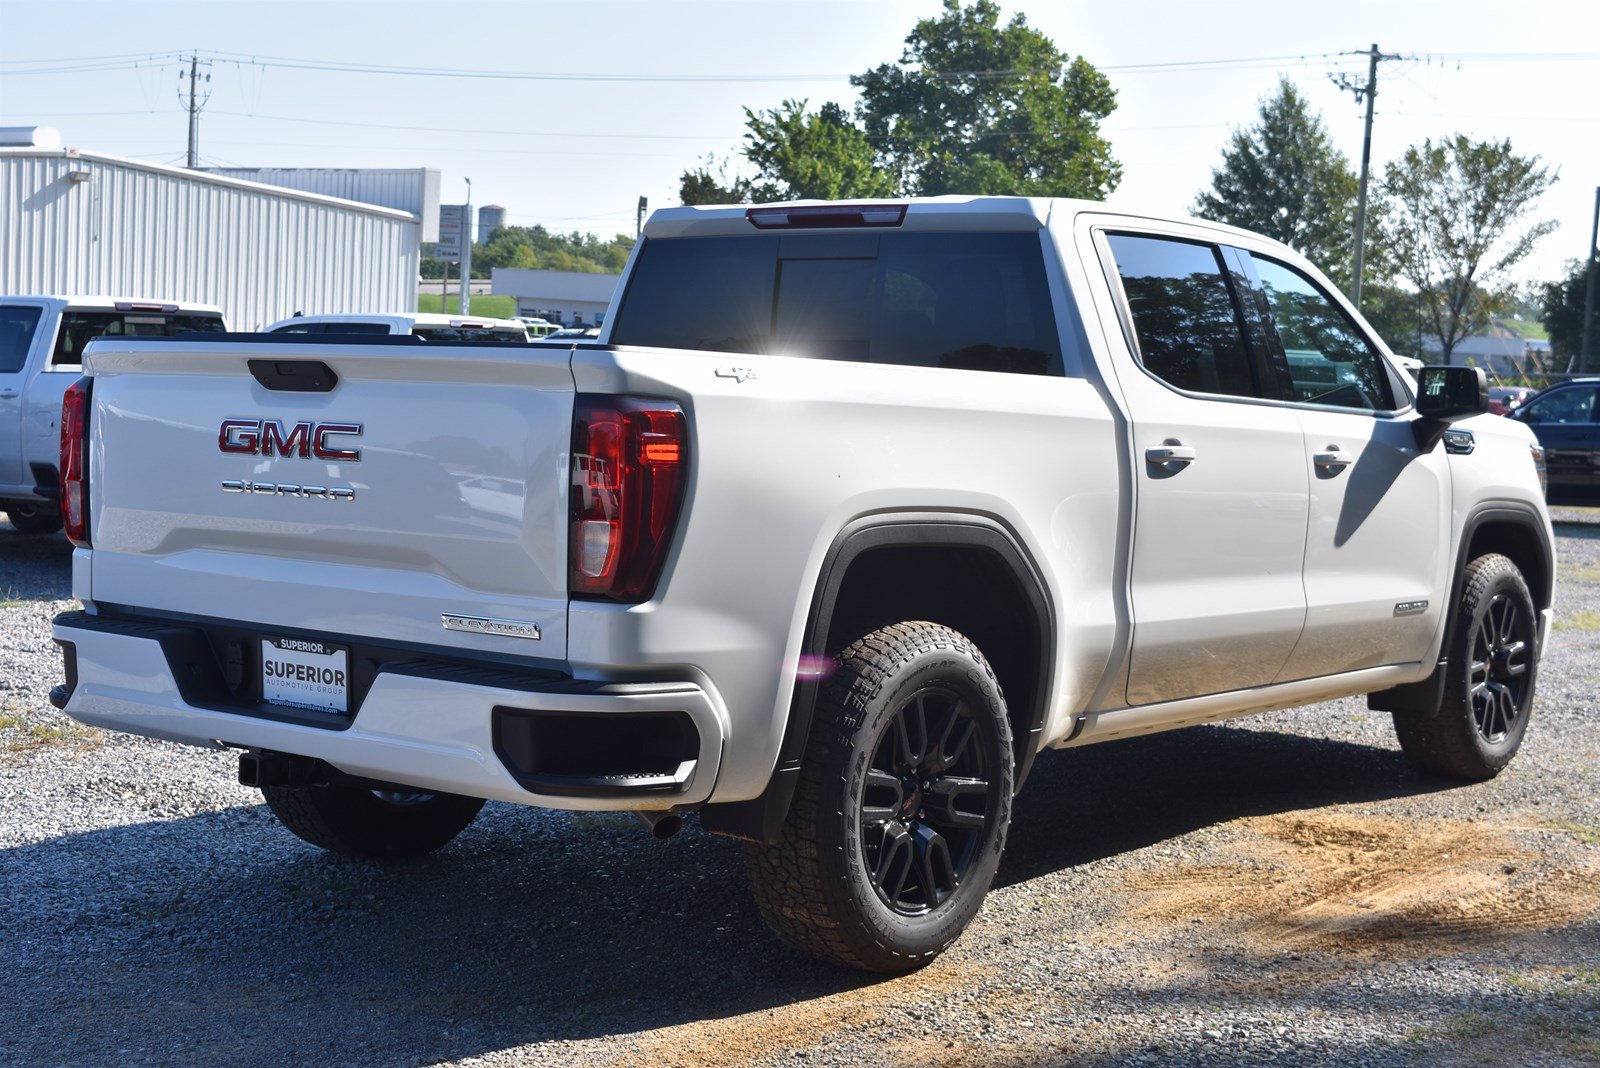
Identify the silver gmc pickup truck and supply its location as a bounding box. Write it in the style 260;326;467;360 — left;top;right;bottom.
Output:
50;197;1554;971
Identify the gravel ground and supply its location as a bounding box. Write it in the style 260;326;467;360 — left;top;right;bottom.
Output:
1;507;1597;1068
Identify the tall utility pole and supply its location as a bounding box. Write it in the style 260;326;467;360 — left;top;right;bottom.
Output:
636;196;648;238
1581;186;1599;375
180;54;211;168
459;179;473;317
1331;44;1406;306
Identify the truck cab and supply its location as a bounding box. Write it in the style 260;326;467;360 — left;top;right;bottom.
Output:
0;296;226;532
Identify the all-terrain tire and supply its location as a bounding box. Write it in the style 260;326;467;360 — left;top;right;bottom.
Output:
5;506;62;534
262;783;486;859
743;621;1014;972
1393;553;1539;780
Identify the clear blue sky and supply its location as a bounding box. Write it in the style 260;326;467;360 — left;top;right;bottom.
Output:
2;0;1596;286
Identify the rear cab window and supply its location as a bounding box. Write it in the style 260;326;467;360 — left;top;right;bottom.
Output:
53;309;226;367
0;305;44;373
610;231;1063;376
411;326;529;344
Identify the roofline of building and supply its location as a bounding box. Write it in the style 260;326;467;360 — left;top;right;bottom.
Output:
0;147;419;222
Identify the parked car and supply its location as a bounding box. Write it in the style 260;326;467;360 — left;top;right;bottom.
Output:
1508;377;1599;502
514;316;558;338
263;313;531;343
50;198;1553;972
1489;385;1537;416
1;296;226;532
533;326;602;343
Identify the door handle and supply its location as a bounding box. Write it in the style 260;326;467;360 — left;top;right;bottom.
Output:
1314;448;1354;470
0;390;18;399
1145;443;1196;466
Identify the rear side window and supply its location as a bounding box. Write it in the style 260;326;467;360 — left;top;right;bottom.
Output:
1249;255;1395;411
52;311;226;366
610;231;1063;376
0;305;43;373
1106;234;1257;398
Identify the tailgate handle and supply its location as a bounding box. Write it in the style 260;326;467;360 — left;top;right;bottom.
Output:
248;359;338;393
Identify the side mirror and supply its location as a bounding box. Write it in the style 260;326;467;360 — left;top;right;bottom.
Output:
1414;366;1488;451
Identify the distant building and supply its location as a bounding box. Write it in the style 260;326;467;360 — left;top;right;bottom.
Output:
478;204;507;243
491;268;620;326
2;132;423;329
200;166;440;242
1420;321;1554;377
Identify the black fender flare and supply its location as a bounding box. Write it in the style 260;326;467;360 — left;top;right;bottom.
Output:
700;511;1056;844
1369;500;1554;715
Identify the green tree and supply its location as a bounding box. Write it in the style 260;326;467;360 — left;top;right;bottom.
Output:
1193;78;1358;285
742;100;896;201
1541;259;1591;371
1374;136;1556;363
679;155;755;206
423;226;637;277
851;0;1119;198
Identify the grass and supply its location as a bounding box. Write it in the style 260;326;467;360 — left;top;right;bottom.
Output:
1443;1012;1498;1039
0;711;22;731
415;293;518;318
1545;820;1600;845
1564;565;1600;583
1554;609;1600;631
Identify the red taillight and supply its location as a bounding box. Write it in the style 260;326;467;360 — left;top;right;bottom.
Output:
59;376;92;547
745;203;906;229
569;396;687;601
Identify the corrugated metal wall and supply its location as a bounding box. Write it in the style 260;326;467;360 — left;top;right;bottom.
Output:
0;151;420;329
200;167;440;241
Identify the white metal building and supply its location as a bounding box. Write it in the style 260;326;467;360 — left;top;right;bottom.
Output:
1;144;423;329
200;166;440;242
491;267;622;326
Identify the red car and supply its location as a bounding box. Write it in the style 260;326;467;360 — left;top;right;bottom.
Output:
1489;385;1537;415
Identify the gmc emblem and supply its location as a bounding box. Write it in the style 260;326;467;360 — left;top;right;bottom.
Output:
220;419;363;461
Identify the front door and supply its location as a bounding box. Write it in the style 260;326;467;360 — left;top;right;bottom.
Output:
1518;383;1600;499
1240;253;1451;679
0;303;46;492
1101;232;1310;706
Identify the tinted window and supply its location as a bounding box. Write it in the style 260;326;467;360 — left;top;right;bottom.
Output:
1522;386;1598;425
270;321;320;334
1106;234;1257;397
1250;255;1395;411
52;311;227;366
611;231;1063;376
0;305;43;373
321;321;390;336
412;327;529;343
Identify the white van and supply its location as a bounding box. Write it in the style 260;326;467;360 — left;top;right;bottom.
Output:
263;313;531;343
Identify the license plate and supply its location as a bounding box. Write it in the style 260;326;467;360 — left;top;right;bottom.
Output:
260;637;349;714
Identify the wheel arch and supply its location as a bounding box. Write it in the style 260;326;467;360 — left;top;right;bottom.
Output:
700;512;1056;844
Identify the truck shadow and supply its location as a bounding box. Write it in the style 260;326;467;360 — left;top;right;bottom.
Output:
0;724;1464;1066
0;522;73;601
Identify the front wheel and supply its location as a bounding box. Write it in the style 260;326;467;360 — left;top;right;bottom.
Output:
743;622;1014;972
1393;553;1539;780
262;782;486;859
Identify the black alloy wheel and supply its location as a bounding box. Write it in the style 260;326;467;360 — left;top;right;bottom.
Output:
1468;591;1532;744
860;686;999;916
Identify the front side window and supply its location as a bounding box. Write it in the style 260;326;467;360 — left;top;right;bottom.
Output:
1249;255;1395;411
1521;386;1598;425
52;311;226;366
0;305;43;373
610;231;1063;376
1105;234;1258;398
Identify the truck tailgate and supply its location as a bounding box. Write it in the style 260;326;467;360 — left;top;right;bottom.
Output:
84;340;574;659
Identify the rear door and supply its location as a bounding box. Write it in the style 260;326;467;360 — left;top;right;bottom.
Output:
86;339;575;658
1099;230;1309;705
1239;252;1451;679
0;302;46;491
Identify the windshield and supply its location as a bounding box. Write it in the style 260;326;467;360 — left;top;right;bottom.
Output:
53;310;226;367
411;327;530;344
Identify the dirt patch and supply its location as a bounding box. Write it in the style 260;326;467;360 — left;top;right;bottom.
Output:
616;959;989;1068
1122;812;1600;957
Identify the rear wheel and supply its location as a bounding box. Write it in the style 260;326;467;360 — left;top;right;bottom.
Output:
261;782;485;859
4;505;62;534
1393;553;1538;780
743;622;1014;972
